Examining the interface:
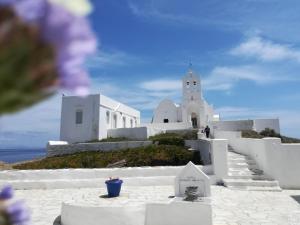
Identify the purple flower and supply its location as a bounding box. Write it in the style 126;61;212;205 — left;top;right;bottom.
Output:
0;185;14;200
1;0;97;95
39;2;97;94
7;200;31;225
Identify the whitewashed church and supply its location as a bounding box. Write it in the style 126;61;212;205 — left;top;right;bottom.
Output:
152;69;219;130
59;68;280;143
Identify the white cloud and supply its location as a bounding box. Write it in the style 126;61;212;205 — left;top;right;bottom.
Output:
128;2;198;25
137;65;295;95
139;79;182;91
203;65;296;91
86;49;145;69
230;36;300;62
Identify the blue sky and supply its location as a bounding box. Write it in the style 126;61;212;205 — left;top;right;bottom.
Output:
1;0;300;148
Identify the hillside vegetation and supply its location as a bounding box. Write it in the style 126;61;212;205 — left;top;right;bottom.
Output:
242;128;300;143
14;144;201;170
149;130;198;146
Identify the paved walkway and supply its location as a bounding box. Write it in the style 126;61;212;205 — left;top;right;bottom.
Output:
15;186;300;225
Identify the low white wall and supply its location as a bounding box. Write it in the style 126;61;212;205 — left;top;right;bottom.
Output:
210;139;228;182
185;139;228;182
146;122;192;130
213;130;241;140
145;199;212;225
253;118;280;133
62;203;145;225
185;140;211;165
226;136;300;189
62;198;213;225
0;166;215;190
107;127;165;140
211;118;280;133
211;120;253;132
107;127;148;140
47;141;153;157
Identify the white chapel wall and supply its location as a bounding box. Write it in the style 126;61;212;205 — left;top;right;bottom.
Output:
152;99;179;123
60;95;100;143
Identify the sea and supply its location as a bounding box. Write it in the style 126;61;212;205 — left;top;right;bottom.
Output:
0;148;46;164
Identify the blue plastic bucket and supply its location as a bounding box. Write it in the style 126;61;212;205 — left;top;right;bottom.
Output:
105;179;123;197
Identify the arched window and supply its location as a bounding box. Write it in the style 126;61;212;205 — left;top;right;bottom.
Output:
130;119;133;128
113;114;117;128
193;81;197;85
123;117;126;128
106;111;110;124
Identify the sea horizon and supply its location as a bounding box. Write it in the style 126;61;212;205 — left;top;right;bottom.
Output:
0;148;46;164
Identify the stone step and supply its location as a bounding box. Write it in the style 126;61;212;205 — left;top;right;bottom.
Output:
227;174;270;180
229;160;256;166
223;179;279;187
228;163;259;169
226;185;282;192
229;167;253;172
228;155;251;160
228;158;255;163
228;171;254;177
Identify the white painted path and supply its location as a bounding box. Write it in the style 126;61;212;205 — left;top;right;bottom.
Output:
14;186;300;225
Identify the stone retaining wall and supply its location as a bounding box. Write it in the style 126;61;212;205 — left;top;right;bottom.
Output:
47;141;153;157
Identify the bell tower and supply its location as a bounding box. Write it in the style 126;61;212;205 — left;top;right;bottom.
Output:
182;69;202;104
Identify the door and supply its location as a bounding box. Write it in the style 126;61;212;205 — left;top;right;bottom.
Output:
191;113;198;128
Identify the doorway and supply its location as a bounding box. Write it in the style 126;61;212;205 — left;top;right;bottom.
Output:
191;113;198;128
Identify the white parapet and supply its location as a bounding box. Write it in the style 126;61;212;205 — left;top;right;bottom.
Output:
61;203;145;225
184;139;229;182
145;198;212;225
210;139;228;181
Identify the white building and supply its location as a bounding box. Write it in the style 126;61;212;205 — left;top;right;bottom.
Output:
60;94;140;143
152;69;219;130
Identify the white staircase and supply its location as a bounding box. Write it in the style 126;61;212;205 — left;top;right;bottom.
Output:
223;147;282;192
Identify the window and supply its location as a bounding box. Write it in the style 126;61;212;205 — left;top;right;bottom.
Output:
130;119;133;128
106;111;110;124
113;114;117;128
186;81;190;86
163;119;169;123
75;110;83;124
123;117;126;128
193;81;197;85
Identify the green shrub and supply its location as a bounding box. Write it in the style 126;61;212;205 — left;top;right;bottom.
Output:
260;128;281;138
242;128;300;143
181;130;198;140
149;133;185;146
242;130;263;139
13;145;202;170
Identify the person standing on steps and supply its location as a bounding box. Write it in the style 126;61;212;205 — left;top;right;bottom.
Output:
204;125;210;138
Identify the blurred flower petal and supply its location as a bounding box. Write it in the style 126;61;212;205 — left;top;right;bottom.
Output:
49;0;92;16
0;185;14;200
